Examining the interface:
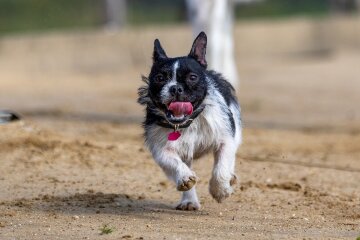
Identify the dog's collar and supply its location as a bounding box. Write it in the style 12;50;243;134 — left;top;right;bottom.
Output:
156;105;205;130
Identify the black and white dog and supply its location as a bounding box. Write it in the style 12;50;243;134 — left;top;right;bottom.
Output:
138;32;242;210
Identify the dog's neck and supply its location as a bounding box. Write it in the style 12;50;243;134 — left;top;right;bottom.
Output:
155;105;206;130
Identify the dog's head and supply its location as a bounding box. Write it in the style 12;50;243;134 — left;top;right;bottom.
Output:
139;32;209;126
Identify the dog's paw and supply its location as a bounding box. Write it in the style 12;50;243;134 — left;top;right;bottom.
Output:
177;175;197;191
176;201;201;211
209;174;237;203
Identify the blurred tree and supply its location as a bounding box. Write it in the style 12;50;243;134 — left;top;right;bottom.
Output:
235;0;330;19
329;0;359;13
0;0;103;33
127;0;186;25
3;0;357;35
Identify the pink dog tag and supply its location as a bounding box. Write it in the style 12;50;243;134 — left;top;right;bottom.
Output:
168;131;181;141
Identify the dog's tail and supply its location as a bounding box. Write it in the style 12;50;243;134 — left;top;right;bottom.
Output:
0;110;21;124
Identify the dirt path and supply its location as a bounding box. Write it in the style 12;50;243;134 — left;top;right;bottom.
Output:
0;120;359;240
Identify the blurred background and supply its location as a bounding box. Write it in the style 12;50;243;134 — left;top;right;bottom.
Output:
0;0;359;130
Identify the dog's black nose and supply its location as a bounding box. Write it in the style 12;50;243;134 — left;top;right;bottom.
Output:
170;85;184;96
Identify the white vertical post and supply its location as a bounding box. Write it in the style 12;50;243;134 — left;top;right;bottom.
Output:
105;0;127;30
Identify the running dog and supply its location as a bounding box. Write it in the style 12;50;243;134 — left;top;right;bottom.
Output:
138;32;242;210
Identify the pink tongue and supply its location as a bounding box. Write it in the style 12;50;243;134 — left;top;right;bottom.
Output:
168;102;193;117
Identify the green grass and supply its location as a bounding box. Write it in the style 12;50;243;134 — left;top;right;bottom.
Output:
235;0;330;20
128;0;186;25
0;0;336;34
99;224;114;235
0;0;103;34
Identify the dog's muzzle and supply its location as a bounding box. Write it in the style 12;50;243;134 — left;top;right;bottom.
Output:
156;103;205;129
165;101;193;124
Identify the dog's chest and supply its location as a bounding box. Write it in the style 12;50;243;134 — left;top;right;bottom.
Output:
170;105;226;161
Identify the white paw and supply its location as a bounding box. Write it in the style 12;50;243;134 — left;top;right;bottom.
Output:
177;175;197;191
176;200;201;211
209;174;237;203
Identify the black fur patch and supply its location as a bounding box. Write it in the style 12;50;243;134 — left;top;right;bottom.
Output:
207;70;237;106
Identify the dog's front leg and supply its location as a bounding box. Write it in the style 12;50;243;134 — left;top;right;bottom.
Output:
152;149;200;210
175;160;201;211
152;149;197;192
209;139;238;203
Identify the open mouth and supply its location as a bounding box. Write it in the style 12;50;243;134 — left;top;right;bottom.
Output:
165;102;193;124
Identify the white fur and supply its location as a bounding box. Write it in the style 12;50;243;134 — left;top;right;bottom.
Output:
145;76;242;209
160;61;179;102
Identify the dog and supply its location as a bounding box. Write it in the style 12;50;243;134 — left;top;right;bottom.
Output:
138;32;242;210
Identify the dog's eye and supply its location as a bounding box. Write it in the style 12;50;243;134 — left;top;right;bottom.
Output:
188;74;198;81
155;74;165;83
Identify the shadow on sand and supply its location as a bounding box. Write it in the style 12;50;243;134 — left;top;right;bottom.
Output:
5;192;199;218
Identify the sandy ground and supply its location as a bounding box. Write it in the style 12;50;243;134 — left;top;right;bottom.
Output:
0;24;360;239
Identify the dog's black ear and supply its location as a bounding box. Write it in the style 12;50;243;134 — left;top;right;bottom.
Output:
153;39;167;62
189;31;207;68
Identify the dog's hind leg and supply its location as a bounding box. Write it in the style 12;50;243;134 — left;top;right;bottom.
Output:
209;139;237;203
176;187;200;211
